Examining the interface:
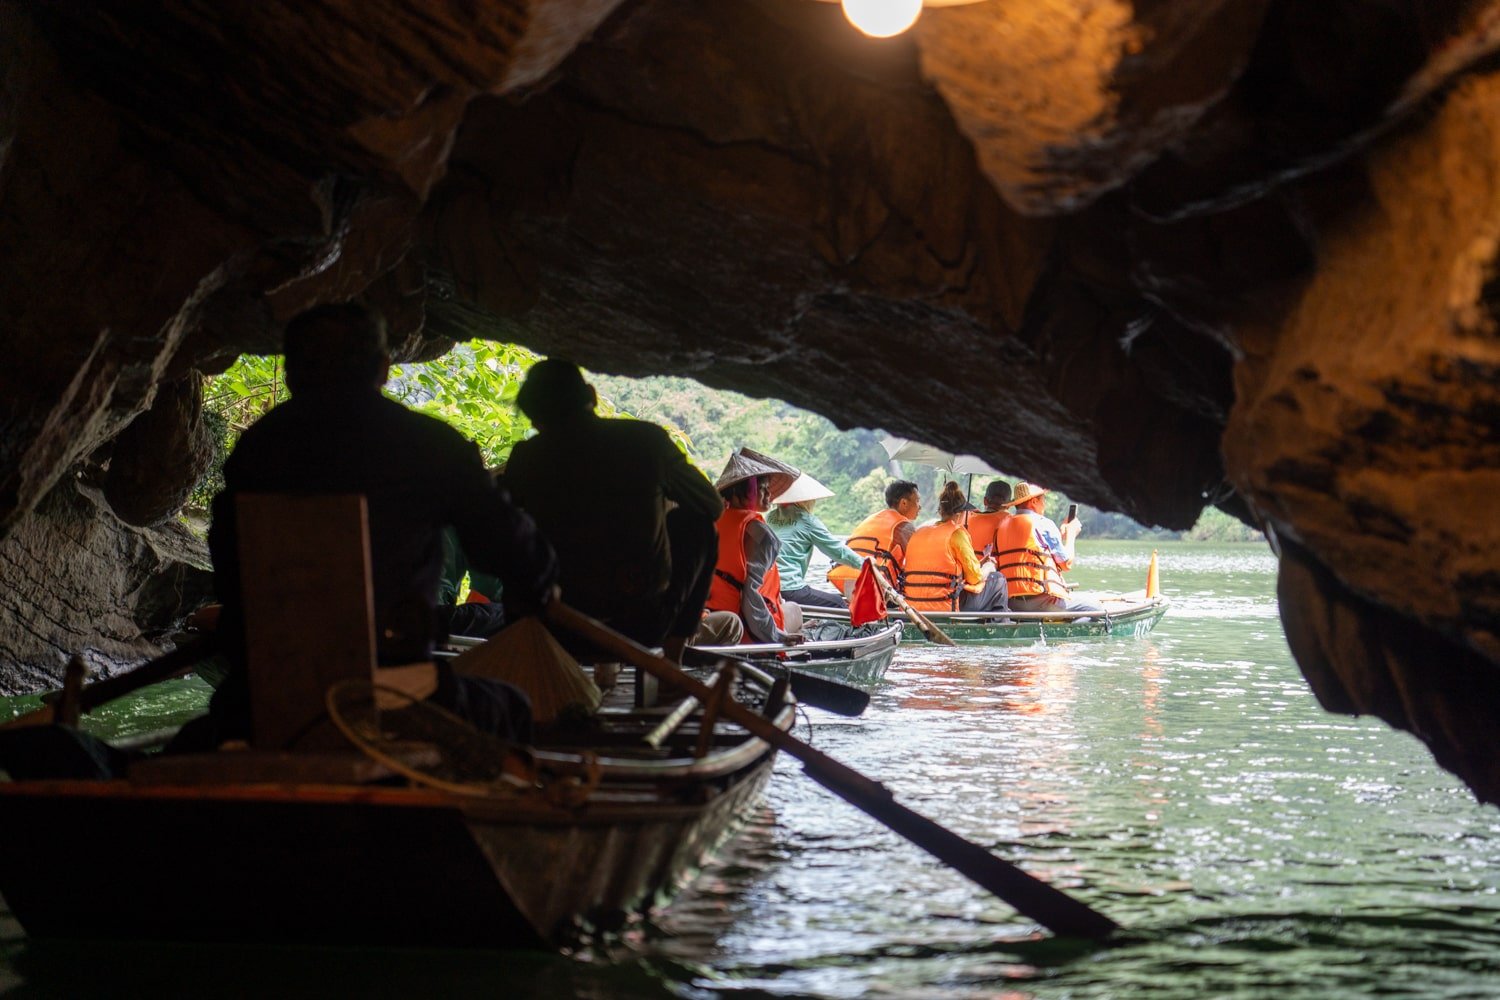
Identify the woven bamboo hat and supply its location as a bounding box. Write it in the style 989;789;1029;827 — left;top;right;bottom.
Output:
1002;482;1047;507
771;472;834;505
714;447;800;498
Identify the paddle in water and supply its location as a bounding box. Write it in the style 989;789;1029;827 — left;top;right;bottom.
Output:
872;566;957;646
682;647;870;717
547;598;1118;939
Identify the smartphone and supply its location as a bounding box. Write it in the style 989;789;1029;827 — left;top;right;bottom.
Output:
1065;504;1078;524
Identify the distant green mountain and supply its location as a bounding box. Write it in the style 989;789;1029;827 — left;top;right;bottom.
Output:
589;372;1262;542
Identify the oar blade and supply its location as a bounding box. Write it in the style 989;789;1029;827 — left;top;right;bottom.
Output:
780;668;870;717
803;759;1118;939
923;620;957;646
683;647;870;717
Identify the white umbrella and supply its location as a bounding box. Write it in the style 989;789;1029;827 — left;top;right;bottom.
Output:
880;436;1004;478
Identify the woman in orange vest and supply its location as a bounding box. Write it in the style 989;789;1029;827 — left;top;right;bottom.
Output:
827;479;921;596
705;448;803;644
900;481;1007;612
993;482;1103;614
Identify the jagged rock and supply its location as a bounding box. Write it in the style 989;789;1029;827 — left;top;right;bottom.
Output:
103;375;214;528
0;479;212;694
0;0;1497;803
1225;70;1500;669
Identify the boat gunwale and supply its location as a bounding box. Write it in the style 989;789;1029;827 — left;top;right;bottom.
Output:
801;597;1170;624
692;620;904;659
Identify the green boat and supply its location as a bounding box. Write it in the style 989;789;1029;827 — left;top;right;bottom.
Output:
802;595;1170;644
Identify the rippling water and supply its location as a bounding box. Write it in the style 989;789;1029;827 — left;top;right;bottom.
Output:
4;541;1499;998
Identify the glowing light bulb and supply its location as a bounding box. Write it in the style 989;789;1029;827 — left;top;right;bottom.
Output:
841;0;923;38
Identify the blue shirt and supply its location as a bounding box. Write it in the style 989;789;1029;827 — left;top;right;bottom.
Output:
768;510;863;590
1025;512;1072;570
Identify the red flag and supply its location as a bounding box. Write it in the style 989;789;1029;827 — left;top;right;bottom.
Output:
849;559;886;627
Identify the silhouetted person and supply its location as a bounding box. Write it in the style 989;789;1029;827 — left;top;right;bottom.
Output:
190;302;556;746
505;359;723;663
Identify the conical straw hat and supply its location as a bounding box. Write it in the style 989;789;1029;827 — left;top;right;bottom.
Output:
772;472;834;505
714;446;800;498
451;617;601;724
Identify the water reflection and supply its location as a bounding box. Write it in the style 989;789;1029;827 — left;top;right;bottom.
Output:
3;542;1499;998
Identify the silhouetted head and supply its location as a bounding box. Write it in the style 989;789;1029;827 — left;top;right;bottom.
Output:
282;302;389;395
516;358;597;428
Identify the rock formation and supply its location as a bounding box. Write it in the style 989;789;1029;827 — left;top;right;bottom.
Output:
0;0;1497;798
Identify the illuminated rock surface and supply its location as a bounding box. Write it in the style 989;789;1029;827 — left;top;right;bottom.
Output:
0;0;1496;796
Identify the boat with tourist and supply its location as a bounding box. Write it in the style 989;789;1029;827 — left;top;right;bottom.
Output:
803;591;1169;644
689;619;903;692
0;655;796;950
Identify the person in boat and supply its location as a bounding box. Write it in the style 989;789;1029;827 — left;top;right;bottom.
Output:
963;479;1013;560
437;525;508;639
766;472;863;609
995;481;1103;614
826;479;922;597
189;302;557;747
505;358;725;663
705;448;803;644
900;481;1008;612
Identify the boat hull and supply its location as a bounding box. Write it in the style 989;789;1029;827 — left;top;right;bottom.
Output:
0;711;790;949
804;598;1170;644
694;622;903;692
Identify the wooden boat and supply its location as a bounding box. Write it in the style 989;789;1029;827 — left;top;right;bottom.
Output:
803;594;1170;644
0;667;795;950
690;619;904;692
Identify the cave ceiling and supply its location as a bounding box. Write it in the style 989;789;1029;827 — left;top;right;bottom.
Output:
1;0;1498;799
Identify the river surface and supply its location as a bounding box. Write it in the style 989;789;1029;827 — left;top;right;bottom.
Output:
3;540;1499;997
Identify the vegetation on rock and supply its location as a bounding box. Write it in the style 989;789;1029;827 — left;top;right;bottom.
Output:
195;348;1260;542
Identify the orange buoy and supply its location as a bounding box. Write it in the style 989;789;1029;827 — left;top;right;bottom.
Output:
1146;549;1160;598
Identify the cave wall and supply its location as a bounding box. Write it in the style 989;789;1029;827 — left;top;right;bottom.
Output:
0;480;211;692
0;0;1498;798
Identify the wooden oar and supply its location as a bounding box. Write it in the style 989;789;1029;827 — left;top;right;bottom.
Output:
873;567;956;646
2;635;219;730
547;599;1117;939
681;647;871;717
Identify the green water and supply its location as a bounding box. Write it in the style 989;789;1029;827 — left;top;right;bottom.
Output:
3;541;1498;997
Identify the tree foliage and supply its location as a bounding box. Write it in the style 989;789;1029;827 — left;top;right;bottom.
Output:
386;340;541;466
194;344;1263;543
192;340;544;510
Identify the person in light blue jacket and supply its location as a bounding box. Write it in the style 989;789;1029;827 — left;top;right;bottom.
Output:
767;473;864;609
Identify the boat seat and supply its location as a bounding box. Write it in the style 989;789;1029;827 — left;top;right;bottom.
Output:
235;493;380;751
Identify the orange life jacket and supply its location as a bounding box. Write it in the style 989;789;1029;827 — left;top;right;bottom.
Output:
964;510;1010;559
706;507;784;636
900;522;970;611
993;510;1069;599
827;507;908;591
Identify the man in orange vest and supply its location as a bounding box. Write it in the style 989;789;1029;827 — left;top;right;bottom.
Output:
827;479;922;596
705;448;802;645
964;479;1013;559
994;482;1103;614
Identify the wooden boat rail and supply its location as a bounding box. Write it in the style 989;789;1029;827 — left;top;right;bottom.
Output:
803;598;1166;624
695;620;904;658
